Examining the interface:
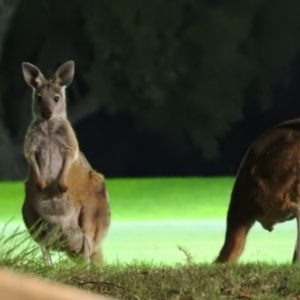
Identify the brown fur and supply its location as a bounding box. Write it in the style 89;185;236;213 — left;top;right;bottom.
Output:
21;61;110;266
215;118;300;263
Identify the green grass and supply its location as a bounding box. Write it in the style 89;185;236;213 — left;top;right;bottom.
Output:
0;178;297;264
107;177;233;221
0;177;233;222
1;232;300;300
0;178;234;264
0;177;299;299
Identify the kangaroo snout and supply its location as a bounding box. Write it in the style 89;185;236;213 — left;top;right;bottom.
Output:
41;108;52;120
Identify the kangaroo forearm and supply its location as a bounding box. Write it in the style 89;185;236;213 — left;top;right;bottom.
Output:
25;151;46;191
25;152;41;179
59;150;77;182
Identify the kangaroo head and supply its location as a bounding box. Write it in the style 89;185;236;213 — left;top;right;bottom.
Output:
22;61;75;120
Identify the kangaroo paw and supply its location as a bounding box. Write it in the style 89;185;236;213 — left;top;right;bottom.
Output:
36;180;47;192
57;182;68;193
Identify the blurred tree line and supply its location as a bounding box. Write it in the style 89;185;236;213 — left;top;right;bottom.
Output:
0;0;300;179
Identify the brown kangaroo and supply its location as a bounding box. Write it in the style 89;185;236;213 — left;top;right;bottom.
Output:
21;60;110;266
215;118;300;263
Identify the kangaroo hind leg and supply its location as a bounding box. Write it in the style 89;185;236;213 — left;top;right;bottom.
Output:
287;178;300;263
215;198;255;263
287;202;300;263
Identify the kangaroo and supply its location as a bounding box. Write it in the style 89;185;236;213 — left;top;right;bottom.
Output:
21;60;110;266
215;118;300;264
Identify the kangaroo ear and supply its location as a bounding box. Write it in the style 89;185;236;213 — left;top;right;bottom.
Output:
22;62;46;89
53;61;75;87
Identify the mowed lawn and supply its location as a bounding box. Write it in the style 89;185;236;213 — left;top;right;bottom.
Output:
0;178;297;264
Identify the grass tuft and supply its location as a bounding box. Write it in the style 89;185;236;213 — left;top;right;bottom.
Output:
0;227;300;299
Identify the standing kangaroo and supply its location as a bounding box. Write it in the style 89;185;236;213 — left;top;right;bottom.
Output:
22;60;110;266
215;118;300;263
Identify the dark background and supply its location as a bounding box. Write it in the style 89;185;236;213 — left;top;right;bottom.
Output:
1;0;300;180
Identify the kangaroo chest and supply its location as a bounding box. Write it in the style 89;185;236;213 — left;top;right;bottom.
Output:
36;126;68;182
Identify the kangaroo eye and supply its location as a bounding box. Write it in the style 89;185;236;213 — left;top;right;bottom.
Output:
36;95;42;102
54;96;59;102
